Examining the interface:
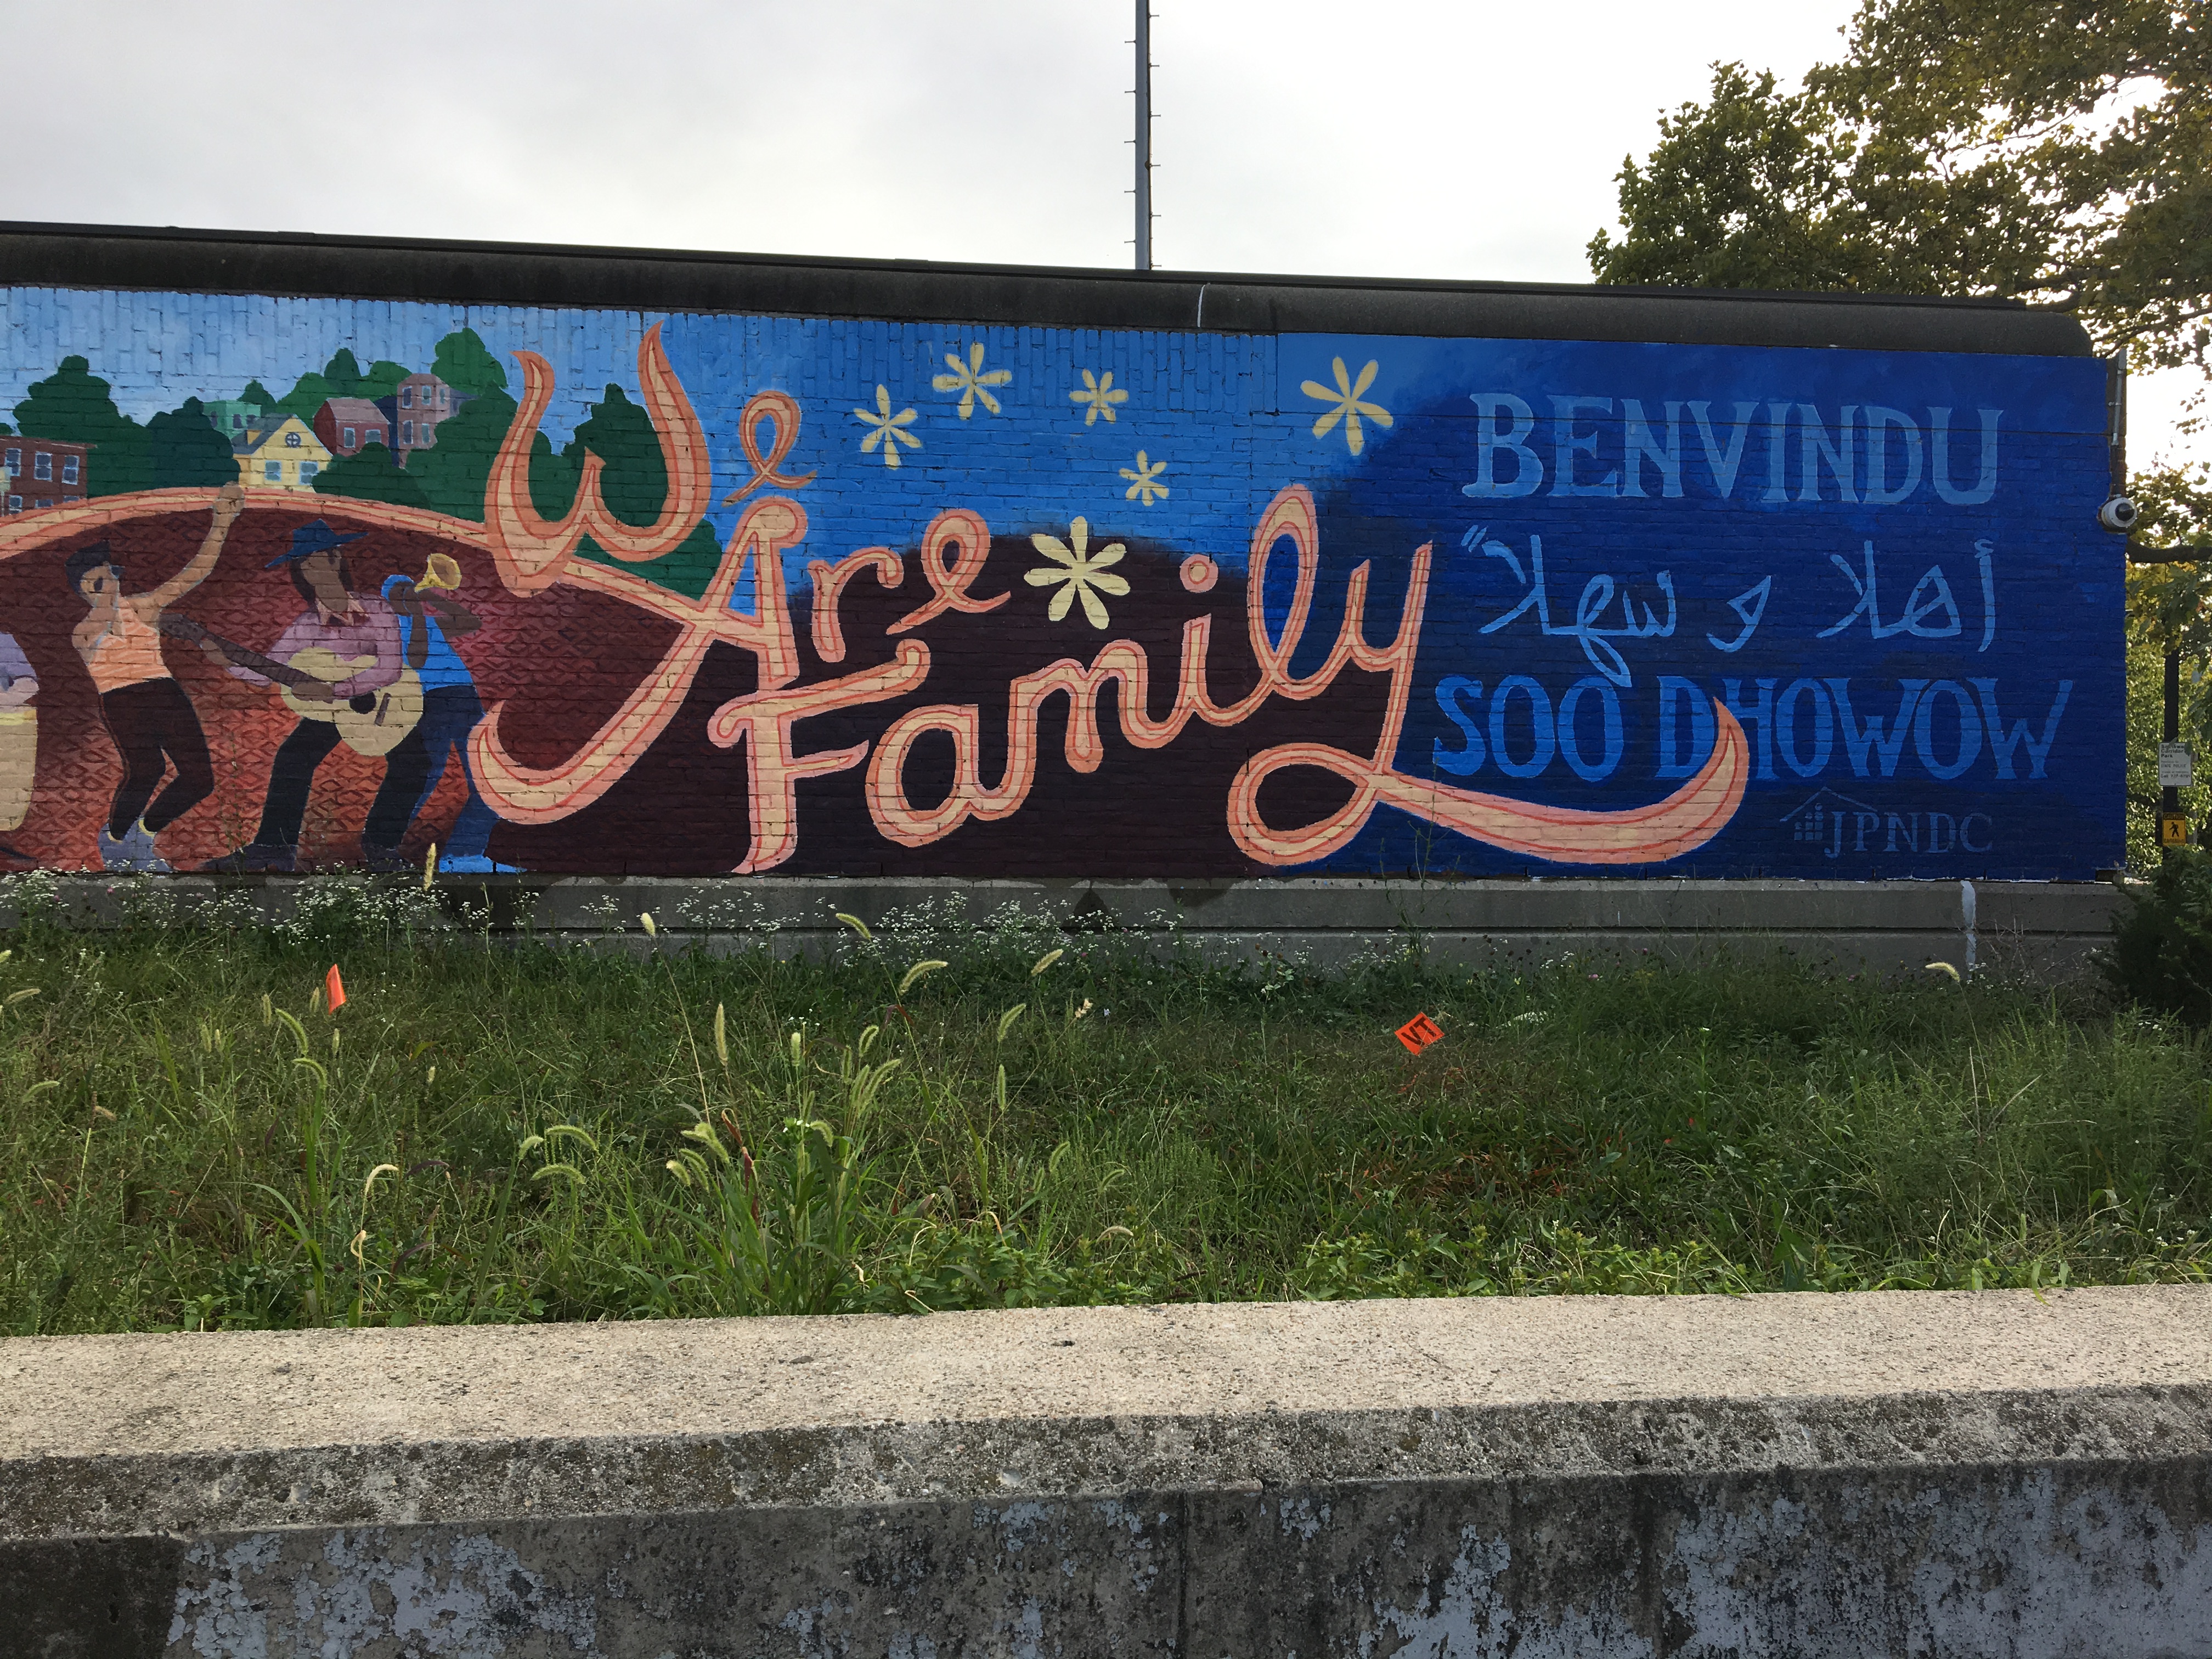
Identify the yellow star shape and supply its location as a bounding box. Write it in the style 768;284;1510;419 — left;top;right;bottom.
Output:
853;384;921;467
1026;517;1131;629
1119;450;1169;506
1070;368;1129;426
1300;357;1392;456
930;342;1013;419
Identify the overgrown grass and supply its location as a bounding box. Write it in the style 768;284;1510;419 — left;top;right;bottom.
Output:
3;877;2209;1335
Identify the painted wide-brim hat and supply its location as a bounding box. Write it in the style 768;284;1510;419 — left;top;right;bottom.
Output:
265;519;366;569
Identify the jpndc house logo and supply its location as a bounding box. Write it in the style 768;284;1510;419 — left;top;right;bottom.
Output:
1780;788;1995;860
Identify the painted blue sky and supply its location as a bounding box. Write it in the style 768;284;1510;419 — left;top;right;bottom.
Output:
0;289;647;454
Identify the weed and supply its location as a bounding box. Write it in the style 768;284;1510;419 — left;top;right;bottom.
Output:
2;891;2208;1334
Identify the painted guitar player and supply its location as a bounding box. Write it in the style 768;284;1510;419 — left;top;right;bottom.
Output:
194;520;425;873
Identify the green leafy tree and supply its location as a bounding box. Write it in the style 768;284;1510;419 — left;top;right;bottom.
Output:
145;398;241;488
565;385;670;527
313;441;431;511
432;329;509;397
1588;65;1875;294
240;380;279;412
357;358;411;404
14;356;151;496
2122;466;2212;861
291;348;414;416
320;349;365;398
2126;465;2212;664
1590;1;2208;377
399;379;721;596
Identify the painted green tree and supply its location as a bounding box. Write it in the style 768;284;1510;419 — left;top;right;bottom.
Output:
145;398;241;488
312;336;723;600
13;356;151;496
320;349;365;397
355;357;410;404
288;349;410;416
560;382;724;598
1590;0;2210;866
432;329;509;397
313;441;431;511
274;371;340;424
565;385;671;527
383;390;577;528
12;374;244;493
349;329;530;519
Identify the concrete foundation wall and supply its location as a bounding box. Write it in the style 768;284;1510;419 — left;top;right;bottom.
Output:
0;873;2128;978
4;1288;2210;1656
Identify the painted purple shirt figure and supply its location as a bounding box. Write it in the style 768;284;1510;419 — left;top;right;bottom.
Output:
228;596;403;700
203;517;421;874
0;631;33;690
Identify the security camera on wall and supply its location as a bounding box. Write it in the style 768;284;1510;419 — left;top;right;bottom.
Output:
2100;495;2141;532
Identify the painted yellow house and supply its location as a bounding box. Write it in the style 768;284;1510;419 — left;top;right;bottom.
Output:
231;414;333;492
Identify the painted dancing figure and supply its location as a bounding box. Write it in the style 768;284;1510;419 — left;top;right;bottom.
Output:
67;481;244;873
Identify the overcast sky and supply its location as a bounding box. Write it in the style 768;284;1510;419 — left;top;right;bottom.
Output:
5;0;2198;467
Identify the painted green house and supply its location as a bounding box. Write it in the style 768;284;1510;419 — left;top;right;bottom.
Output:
199;399;265;439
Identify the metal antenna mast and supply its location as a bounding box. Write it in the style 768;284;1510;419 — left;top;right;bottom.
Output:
1133;2;1153;270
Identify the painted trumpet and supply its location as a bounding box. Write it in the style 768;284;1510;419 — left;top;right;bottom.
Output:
417;551;464;591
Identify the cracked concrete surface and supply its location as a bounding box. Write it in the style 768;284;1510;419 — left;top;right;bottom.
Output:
5;1288;2211;1656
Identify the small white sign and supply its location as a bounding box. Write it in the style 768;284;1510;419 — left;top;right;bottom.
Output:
2160;742;2194;789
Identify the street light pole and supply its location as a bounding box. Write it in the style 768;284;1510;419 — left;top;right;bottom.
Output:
2166;647;2182;833
1134;2;1152;271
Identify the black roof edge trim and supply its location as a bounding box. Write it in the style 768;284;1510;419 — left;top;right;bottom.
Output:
0;221;2098;359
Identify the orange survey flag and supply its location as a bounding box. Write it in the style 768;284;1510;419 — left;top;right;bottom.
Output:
1395;1012;1443;1055
325;964;347;1012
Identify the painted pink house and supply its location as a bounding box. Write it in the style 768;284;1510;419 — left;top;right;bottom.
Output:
313;398;391;460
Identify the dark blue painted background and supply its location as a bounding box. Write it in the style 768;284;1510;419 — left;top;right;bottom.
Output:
1278;334;2120;879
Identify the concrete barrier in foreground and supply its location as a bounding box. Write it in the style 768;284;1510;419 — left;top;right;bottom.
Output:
4;1288;2210;1657
0;873;2126;978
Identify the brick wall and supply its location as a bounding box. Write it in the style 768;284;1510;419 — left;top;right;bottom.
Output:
0;280;2120;879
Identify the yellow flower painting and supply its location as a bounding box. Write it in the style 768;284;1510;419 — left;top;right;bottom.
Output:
1070;369;1129;426
854;385;922;466
1120;451;1169;505
931;342;1013;419
1026;517;1131;629
1301;357;1392;456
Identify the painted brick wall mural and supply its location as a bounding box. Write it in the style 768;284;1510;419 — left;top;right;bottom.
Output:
0;281;2119;878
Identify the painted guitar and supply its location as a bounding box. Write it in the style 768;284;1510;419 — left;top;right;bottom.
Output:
156;613;424;758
